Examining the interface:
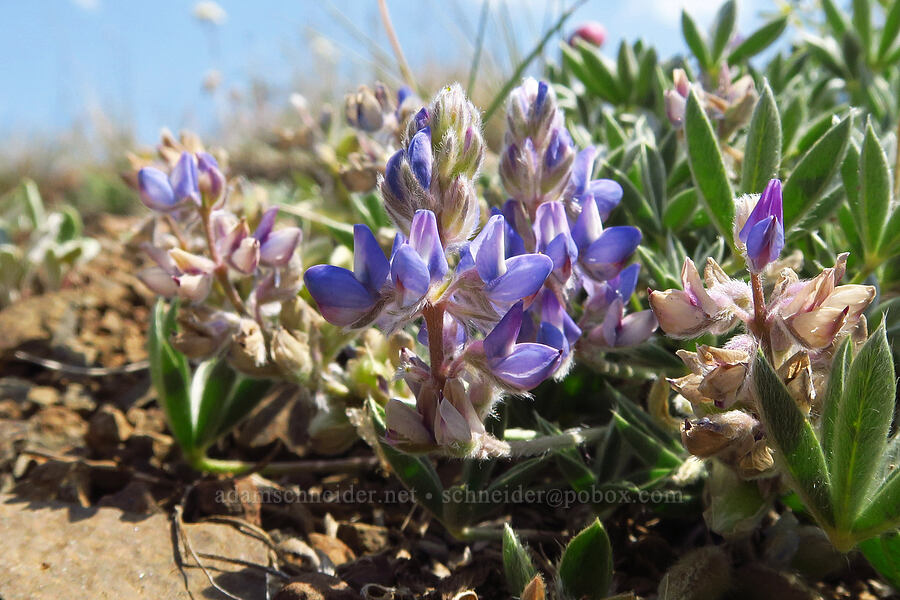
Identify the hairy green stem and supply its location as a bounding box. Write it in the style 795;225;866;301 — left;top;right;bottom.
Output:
578;353;660;380
423;302;446;388
504;426;607;457
192;455;379;476
750;272;773;364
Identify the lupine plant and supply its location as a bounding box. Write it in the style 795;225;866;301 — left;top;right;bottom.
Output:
124;0;900;594
304;80;654;462
0;179;100;306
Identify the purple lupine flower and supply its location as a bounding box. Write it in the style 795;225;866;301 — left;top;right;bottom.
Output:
397;85;413;108
567;147;623;221
304;224;389;326
196;152;225;205
253;207;302;267
501;79;575;213
138;151;202;212
388;209;448;306
383;129;435;236
589;298;658;347
498;200;532;252
306;210;449;327
524;289;582;365
533;201;577;282
461;214;553;303
738;178;784;273
584;263;641;316
478;301;562;390
571;196;642;281
138;244;215;303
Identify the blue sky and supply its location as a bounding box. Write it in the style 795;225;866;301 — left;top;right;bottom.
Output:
0;0;779;149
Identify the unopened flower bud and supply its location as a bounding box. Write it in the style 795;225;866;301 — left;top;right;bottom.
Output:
171;308;237;358
507;78;562;148
409;83;484;181
569;22;606;47
340;154;379;192
197;152;225;206
138;267;179;298
345;85;384;132
271;328;313;381
228;318;271;374
230;236;260;274
681;411;758;458
664;69;692;128
738;439;775;478
737;179;784;273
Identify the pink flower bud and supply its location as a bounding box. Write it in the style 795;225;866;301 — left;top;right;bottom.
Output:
570;22;606;47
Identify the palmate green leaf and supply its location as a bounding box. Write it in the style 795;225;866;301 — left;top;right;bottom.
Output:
842;141;862;227
190;358;236;449
148;300;193;454
795;110;842;157
533;413;598;493
852;0;871;59
753;351;834;530
878;0;900;61
22;179;46;229
611;412;683;471
728;16;789;63
858;121;892;255
741;81;782;194
852;447;900;534
640;143;666;216
635;46;657;106
869;297;900;336
485;457;547;495
575;40;624;104
607;384;683;455
683;87;735;249
787;187;845;240
710;0;737;63
780;96;805;155
558;519;613;600
822;0;850;37
617;40;638;98
601;163;661;234
663;188;698;230
782;113;852;229
561;42;594;91
704;460;767;537
212;376;271;443
57;206;83;243
860;531;900;589
881;209;900;258
681;10;712;70
502;524;537;596
601;110;626;148
636;246;680;290
830;322;896;529
838;203;865;261
804;34;849;78
818;337;851;465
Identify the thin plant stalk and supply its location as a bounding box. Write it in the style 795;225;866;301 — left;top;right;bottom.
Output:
378;0;417;90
